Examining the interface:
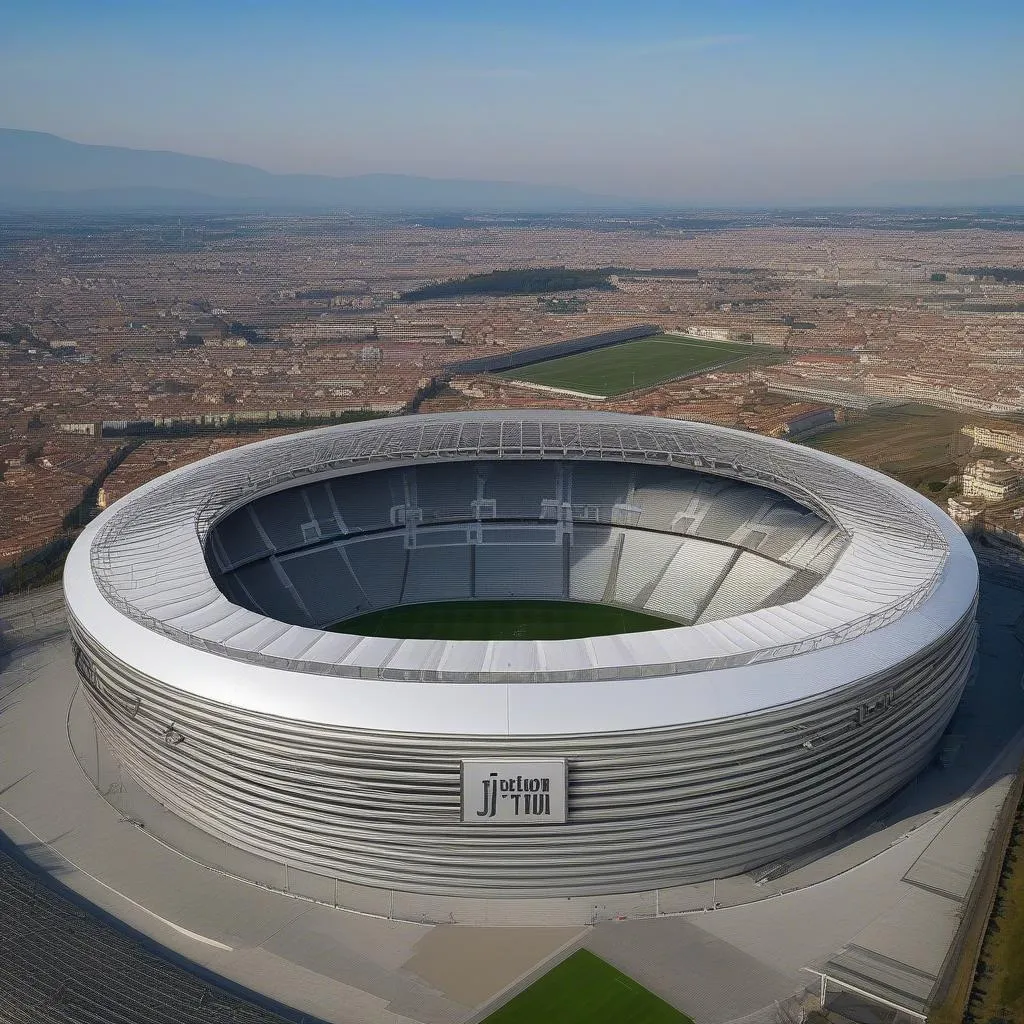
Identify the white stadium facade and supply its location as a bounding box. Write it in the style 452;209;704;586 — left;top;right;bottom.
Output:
63;411;978;900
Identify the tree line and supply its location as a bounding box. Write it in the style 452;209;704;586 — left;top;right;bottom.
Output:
959;267;1024;284
402;266;616;301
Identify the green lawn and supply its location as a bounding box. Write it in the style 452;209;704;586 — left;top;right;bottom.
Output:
330;600;678;640
483;950;693;1024
499;334;765;396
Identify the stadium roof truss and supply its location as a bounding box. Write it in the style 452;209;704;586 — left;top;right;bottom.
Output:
74;412;962;697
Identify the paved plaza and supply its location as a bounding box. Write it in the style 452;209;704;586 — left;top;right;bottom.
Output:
1;574;1022;1023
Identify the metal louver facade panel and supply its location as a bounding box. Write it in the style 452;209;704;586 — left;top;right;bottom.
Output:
63;412;978;897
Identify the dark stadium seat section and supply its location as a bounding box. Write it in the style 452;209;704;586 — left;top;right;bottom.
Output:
207;459;844;630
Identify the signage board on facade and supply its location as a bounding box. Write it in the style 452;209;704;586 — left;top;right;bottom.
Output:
460;759;568;823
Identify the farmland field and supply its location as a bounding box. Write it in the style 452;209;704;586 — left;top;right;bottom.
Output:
498;334;768;396
800;404;975;496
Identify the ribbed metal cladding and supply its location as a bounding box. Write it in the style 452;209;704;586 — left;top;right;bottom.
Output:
62;413;979;900
69;601;976;898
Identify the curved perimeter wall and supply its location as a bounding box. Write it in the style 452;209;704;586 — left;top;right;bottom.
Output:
70;600;975;896
62;411;979;898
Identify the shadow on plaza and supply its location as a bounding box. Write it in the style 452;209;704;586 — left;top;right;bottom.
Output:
768;571;1024;887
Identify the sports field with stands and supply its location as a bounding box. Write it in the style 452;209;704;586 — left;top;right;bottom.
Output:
498;333;764;397
332;600;678;640
483;949;692;1024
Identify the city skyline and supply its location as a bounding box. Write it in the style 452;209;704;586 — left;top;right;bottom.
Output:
3;0;1023;204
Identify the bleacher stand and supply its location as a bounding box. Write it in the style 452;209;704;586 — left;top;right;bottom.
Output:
277;546;365;626
566;462;632;519
481;461;556;519
568;527;618;603
403;545;473;603
412;463;478;523
633;465;726;532
690;487;777;544
302;481;347;541
476;544;564;599
340;536;407;610
209;458;847;631
231;560;303;624
695;551;798;625
326;471;396;535
251;489;310;553
208;506;271;571
752;507;826;561
644;539;737;621
614;532;684;606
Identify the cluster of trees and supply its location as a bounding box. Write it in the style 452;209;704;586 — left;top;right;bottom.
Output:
225;320;271;343
175;321;279;348
0;535;74;594
960;267;1024;284
401;264;717;302
405;376;445;414
541;296;588;314
295;287;346;300
62;441;142;530
102;409;382;439
958;302;1024;313
1;441;143;594
402;266;616;301
0;323;35;346
610;267;699;279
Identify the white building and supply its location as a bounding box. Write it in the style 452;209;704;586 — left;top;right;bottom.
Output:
686;325;736;342
961;459;1024;502
963;425;1024;457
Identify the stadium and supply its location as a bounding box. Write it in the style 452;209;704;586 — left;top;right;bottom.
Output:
63;410;978;900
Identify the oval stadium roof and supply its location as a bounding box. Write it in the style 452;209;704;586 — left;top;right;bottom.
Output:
63;411;977;735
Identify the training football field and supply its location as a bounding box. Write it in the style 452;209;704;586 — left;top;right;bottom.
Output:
332;600;677;640
498;334;760;397
482;950;693;1024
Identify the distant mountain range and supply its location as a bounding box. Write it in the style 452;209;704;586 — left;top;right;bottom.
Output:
0;128;1022;211
855;173;1024;207
0;129;616;212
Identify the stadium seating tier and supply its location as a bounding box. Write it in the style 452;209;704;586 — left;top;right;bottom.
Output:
210;460;843;632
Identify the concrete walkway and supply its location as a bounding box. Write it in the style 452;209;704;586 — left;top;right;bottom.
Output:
1;574;1021;1023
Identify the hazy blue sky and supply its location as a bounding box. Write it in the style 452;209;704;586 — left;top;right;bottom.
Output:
3;0;1022;201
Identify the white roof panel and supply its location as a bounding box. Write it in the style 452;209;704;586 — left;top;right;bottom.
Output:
63;411;977;735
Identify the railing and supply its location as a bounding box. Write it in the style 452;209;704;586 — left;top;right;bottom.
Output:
0;584;68;652
85;414;952;684
87;552;953;685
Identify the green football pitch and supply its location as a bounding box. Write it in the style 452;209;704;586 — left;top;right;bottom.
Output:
482;949;693;1024
331;600;678;640
499;333;762;397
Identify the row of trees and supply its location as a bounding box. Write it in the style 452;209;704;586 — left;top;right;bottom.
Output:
402;266;615;301
1;441;143;595
176;321;278;349
0;323;35;346
960;267;1024;284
